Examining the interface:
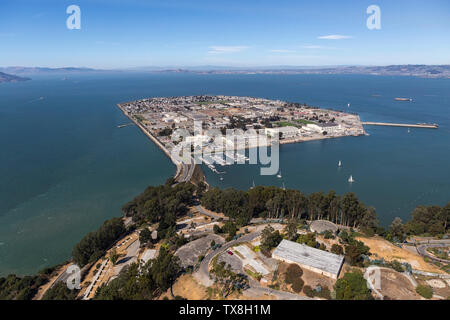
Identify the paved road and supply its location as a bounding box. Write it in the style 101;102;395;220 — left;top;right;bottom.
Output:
416;243;450;264
192;225;313;300
194;230;263;287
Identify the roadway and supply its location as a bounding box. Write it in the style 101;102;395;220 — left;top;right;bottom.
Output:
193;224;313;300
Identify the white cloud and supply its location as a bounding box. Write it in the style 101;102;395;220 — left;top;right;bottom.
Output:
317;34;353;40
269;49;294;53
208;46;248;54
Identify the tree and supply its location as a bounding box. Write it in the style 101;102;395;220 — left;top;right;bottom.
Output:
331;244;344;255
110;248;119;266
261;225;283;252
285;264;303;284
334;270;373;300
148;247;181;292
139;228;153;246
284;218;299;241
291;278;304;293
344;240;370;266
416;284;433;299
389;217;405;242
210;261;248;298
42;281;79;300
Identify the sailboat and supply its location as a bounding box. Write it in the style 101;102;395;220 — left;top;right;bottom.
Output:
250;180;255;189
282;182;286;191
348;175;355;183
408;128;411;134
219;176;224;181
277;170;282;179
338;160;342;167
347;103;350;108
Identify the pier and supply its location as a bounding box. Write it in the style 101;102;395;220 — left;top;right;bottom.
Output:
117;123;133;128
362;122;438;129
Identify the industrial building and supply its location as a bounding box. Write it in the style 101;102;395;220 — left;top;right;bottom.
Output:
272;239;344;279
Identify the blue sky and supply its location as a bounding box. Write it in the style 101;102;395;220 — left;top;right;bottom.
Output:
1;0;449;68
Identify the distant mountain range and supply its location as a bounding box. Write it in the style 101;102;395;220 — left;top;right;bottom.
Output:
1;65;449;79
0;72;30;83
0;67;99;74
147;65;450;78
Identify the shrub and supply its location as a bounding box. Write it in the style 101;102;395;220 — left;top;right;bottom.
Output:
291;278;304;293
303;285;315;298
416;285;433;299
285;264;303;284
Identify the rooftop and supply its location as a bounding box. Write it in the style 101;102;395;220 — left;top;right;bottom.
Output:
272;239;344;277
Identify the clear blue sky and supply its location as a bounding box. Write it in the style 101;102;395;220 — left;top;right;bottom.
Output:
1;0;449;68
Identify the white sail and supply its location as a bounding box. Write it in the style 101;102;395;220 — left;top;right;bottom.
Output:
348;175;354;183
338;160;342;167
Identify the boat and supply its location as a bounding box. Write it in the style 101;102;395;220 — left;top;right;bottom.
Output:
338;160;342;167
277;170;282;179
347;103;350;108
282;182;286;191
219;176;224;181
395;97;413;101
250;180;255;189
408;128;411;134
348;175;355;183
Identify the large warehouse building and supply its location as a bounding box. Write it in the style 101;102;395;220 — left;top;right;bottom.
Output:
272;239;345;279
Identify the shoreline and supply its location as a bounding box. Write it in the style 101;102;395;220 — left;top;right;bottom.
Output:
116;103;184;181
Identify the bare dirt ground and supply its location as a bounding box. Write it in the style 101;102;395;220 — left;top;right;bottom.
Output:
379;269;421;300
167;274;209;300
356;236;443;273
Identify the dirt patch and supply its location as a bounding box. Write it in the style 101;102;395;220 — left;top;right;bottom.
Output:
169;274;209;300
356;236;443;273
379;269;421;300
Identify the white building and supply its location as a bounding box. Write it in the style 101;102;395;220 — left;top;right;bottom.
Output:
272;239;344;279
265;126;299;139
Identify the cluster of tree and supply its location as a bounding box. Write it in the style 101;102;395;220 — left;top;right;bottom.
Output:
213;221;238;241
405;204;449;237
158;127;173;136
334;270;373;300
122;182;195;239
260;225;283;255
201;187;378;232
0;273;48;300
303;284;332;299
42;281;79;300
95;247;180;300
210;260;249;298
284;264;304;293
339;231;370;266
72;217;126;267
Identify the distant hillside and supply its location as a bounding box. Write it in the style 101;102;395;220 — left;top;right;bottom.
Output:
0;72;30;83
150;65;450;79
0;67;100;74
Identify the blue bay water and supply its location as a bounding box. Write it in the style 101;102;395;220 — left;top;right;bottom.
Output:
0;73;449;276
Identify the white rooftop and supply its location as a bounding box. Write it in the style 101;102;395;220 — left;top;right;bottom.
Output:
273;239;344;277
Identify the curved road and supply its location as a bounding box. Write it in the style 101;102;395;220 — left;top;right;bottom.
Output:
193;227;314;300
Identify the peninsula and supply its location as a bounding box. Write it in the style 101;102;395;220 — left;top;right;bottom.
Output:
117;95;366;178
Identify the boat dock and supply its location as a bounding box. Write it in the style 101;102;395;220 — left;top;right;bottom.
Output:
362;122;438;129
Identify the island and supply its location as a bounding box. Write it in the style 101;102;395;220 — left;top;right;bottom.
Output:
117;95;366;180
